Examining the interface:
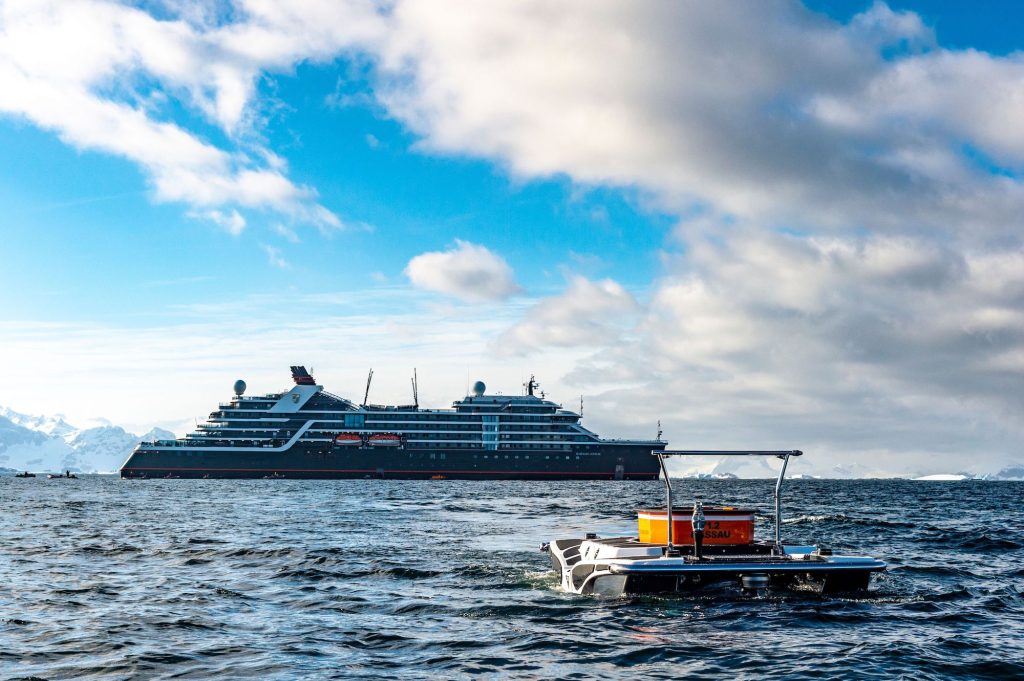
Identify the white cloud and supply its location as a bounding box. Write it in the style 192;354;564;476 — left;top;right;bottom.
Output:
190;209;246;235
0;0;376;229
260;243;288;268
272;223;301;243
405;239;521;302
498;276;639;354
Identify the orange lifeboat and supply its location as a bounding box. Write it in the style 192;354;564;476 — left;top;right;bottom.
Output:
367;432;402;447
334;432;363;446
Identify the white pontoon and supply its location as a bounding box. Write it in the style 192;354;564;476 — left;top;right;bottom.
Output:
545;450;885;596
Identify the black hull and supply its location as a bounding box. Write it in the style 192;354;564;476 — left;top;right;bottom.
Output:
120;442;663;480
617;569;873;595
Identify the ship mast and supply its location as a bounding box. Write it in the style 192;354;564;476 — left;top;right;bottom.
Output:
362;368;373;407
411;368;419;409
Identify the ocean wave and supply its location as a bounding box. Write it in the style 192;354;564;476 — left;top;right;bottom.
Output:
783;513;846;524
3;476;1023;680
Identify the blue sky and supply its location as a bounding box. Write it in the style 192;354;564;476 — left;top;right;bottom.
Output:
0;51;673;323
1;1;1022;476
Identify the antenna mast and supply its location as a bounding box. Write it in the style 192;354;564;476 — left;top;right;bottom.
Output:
580;395;584;416
657;419;663;441
411;368;419;409
362;368;373;407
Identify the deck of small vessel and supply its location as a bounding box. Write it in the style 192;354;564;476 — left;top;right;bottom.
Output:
574;537;800;562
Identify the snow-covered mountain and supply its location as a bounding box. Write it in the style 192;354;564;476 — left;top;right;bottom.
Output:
0;406;174;474
0;406;78;437
679;471;740;480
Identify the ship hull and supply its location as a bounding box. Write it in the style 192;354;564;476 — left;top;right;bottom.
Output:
120;442;663;480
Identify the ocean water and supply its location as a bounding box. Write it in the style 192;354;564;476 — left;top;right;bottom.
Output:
1;477;1022;680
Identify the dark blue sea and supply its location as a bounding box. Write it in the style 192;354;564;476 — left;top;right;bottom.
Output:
1;478;1022;680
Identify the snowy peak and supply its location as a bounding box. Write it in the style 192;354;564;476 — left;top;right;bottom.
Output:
0;404;174;474
0;406;77;438
0;414;49;451
140;427;176;442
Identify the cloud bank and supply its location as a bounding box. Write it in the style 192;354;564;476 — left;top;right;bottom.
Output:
2;1;1022;474
376;0;1024;240
6;0;1024;241
370;0;1024;473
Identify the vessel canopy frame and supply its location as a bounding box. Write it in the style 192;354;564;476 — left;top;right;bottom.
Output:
653;450;803;555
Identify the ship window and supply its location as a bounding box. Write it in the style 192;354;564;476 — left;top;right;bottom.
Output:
481;414;499;450
440;453;446;460
430;453;435;459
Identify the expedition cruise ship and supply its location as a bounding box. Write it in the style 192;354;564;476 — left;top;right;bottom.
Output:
120;367;665;480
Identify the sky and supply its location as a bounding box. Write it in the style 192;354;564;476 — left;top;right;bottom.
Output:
0;0;1022;477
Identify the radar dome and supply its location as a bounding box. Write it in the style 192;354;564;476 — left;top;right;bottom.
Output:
233;379;247;396
472;380;486;396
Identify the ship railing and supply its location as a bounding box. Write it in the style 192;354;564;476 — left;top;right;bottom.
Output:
653;450;802;556
601;438;665;444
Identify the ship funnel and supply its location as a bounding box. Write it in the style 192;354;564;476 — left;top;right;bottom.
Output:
291;366;316;385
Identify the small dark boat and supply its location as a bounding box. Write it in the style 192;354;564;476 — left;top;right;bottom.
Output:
545;450;885;596
47;472;78;479
15;471;36;478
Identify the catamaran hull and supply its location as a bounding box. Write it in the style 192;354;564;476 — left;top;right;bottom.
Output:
547;538;885;596
120;442;663;480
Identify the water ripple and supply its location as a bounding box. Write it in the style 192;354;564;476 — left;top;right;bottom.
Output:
1;477;1022;679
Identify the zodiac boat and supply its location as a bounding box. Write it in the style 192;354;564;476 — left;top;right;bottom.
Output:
545;450;886;596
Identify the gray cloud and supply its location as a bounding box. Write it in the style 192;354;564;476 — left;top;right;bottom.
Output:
375;1;1024;241
366;1;1024;474
544;230;1024;476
